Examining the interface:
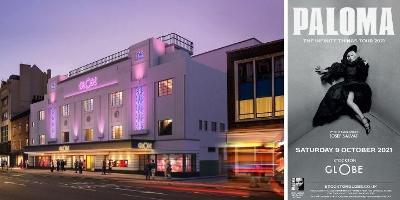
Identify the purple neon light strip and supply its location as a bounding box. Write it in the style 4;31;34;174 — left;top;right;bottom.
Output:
135;86;144;130
50;107;56;138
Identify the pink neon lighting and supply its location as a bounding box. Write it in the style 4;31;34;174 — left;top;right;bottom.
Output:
64;80;118;98
154;40;165;54
79;77;98;90
98;118;105;134
49;92;56;104
73;123;79;137
134;63;145;80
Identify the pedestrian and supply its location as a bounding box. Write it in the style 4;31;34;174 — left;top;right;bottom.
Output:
1;160;4;171
50;160;54;172
102;159;107;175
62;160;66;171
56;160;60;172
164;159;168;178
150;160;156;180
166;160;172;179
25;160;29;169
74;160;78;173
78;160;83;174
144;160;150;180
108;160;112;174
164;159;172;179
5;160;8;171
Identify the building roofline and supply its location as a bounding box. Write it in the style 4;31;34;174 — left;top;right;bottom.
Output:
31;64;42;72
226;39;284;54
192;38;262;58
58;57;129;84
11;110;30;121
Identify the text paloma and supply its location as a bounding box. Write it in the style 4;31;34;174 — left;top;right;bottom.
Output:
293;7;394;35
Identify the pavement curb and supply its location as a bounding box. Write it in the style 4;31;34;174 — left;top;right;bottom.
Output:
6;169;278;193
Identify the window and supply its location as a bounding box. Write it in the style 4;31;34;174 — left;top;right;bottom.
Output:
1;125;8;142
208;147;216;152
62;104;70;116
85;129;94;141
63;132;69;143
83;98;94;112
111;91;123;107
32;122;35;128
158;79;173;96
185;154;196;173
274;55;284;116
39;134;46;145
204;121;208;131
112;126;123;139
2;112;8;121
39;110;45;120
26;138;29;146
198;120;202;130
211;122;217;132
158;119;172;136
156;154;183;172
25;123;29;132
219;123;225;132
31;138;35;145
238;61;254;119
237;54;284;120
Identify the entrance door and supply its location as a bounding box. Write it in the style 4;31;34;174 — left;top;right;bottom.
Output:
86;155;94;171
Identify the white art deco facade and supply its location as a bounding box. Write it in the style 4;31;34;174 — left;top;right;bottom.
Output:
25;34;231;176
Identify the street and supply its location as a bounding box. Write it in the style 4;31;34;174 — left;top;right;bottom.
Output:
0;170;282;200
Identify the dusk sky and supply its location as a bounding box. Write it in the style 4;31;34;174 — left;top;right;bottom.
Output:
0;0;283;81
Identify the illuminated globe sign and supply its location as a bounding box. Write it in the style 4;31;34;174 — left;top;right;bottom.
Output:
79;77;98;91
59;145;70;151
138;142;152;149
135;50;144;61
132;140;153;149
50;82;57;90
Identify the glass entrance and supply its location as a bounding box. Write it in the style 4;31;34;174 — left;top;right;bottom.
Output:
85;155;94;171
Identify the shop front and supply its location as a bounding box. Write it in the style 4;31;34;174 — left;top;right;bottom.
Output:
25;139;198;176
9;151;28;168
25;139;152;171
137;153;197;176
226;130;284;180
0;155;10;167
0;141;11;167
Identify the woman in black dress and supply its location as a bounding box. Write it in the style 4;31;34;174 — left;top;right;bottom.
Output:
313;45;372;134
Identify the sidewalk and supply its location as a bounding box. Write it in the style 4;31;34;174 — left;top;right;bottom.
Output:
6;168;280;193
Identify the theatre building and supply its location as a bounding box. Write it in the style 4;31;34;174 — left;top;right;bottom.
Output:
226;39;284;181
25;34;227;176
